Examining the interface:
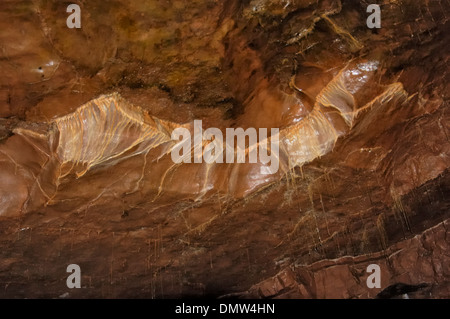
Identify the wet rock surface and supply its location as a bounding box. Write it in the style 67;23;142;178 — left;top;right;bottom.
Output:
0;0;449;298
236;220;450;299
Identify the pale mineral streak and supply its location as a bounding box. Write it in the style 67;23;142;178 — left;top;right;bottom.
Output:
0;59;408;217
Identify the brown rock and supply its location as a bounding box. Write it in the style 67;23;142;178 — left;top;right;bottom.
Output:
0;0;448;298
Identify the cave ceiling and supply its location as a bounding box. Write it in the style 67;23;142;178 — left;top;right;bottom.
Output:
0;0;449;299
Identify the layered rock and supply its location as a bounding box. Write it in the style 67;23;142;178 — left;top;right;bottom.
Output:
0;0;448;298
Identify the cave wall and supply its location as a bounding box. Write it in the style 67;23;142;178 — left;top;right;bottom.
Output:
0;0;449;298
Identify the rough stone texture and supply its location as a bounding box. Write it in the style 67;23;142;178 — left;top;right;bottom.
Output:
239;220;449;299
0;0;449;298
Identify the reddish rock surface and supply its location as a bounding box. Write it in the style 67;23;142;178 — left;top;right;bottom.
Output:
0;0;448;298
239;220;449;299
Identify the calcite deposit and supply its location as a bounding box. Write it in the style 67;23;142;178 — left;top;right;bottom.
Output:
0;0;448;298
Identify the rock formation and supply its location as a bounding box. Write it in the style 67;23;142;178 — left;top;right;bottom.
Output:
0;0;448;298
